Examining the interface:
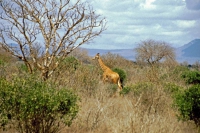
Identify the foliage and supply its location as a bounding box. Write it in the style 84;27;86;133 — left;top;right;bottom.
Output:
60;56;80;71
112;67;127;85
172;66;189;76
0;76;79;133
120;86;131;95
174;85;200;126
181;70;200;84
174;69;200;127
163;82;182;95
1;37;200;132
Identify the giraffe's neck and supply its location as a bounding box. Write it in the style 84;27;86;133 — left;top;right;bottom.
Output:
98;57;110;72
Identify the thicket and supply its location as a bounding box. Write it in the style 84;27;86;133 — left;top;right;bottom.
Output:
0;74;79;133
1;50;200;133
174;70;200;127
112;68;127;85
53;56;100;96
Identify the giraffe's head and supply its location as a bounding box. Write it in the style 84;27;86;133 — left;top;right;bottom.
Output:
92;53;100;60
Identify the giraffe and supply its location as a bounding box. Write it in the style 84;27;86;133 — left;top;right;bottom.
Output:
93;53;123;96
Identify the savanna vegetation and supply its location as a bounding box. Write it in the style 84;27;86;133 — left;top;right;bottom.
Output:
0;0;200;133
0;44;200;133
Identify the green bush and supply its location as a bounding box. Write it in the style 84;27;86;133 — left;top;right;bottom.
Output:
174;85;200;126
173;69;200;127
112;68;127;85
61;56;80;70
120;86;131;95
173;66;188;75
164;82;181;96
0;76;79;133
181;70;200;84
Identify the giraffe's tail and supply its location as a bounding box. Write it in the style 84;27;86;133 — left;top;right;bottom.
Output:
118;78;123;90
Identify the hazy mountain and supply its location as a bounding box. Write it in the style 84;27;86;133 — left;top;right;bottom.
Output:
6;39;200;64
85;39;200;64
176;39;200;64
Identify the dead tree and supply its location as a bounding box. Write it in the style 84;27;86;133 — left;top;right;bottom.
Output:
134;39;176;82
0;0;106;80
134;39;175;66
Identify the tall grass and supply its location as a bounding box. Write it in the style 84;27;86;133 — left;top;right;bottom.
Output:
0;51;199;133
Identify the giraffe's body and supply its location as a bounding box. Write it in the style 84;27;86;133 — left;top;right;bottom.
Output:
93;53;123;95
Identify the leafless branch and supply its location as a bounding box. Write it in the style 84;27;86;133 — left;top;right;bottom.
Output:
134;39;176;66
0;0;106;80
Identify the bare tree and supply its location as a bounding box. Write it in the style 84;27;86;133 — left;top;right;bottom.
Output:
134;39;176;66
0;0;106;80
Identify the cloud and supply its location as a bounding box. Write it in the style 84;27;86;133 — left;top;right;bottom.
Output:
185;0;200;10
174;20;196;28
82;0;200;49
139;0;156;10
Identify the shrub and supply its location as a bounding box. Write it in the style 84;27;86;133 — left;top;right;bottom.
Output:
173;69;200;127
120;86;131;95
0;76;79;133
174;85;200;126
61;56;80;71
173;65;188;75
112;68;127;85
181;70;200;84
163;82;181;96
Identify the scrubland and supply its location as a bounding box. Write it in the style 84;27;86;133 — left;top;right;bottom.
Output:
0;50;199;133
54;51;199;133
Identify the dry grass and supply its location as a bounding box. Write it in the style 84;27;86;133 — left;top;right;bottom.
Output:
59;53;198;133
62;84;198;133
0;52;199;133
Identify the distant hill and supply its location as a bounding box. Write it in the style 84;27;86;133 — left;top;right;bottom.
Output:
85;39;200;64
176;39;200;64
182;39;200;57
5;39;200;64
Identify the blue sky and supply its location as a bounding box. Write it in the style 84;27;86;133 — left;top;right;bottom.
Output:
81;0;200;49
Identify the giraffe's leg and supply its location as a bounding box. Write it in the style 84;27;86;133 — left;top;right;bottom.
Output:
102;73;106;83
103;74;110;83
